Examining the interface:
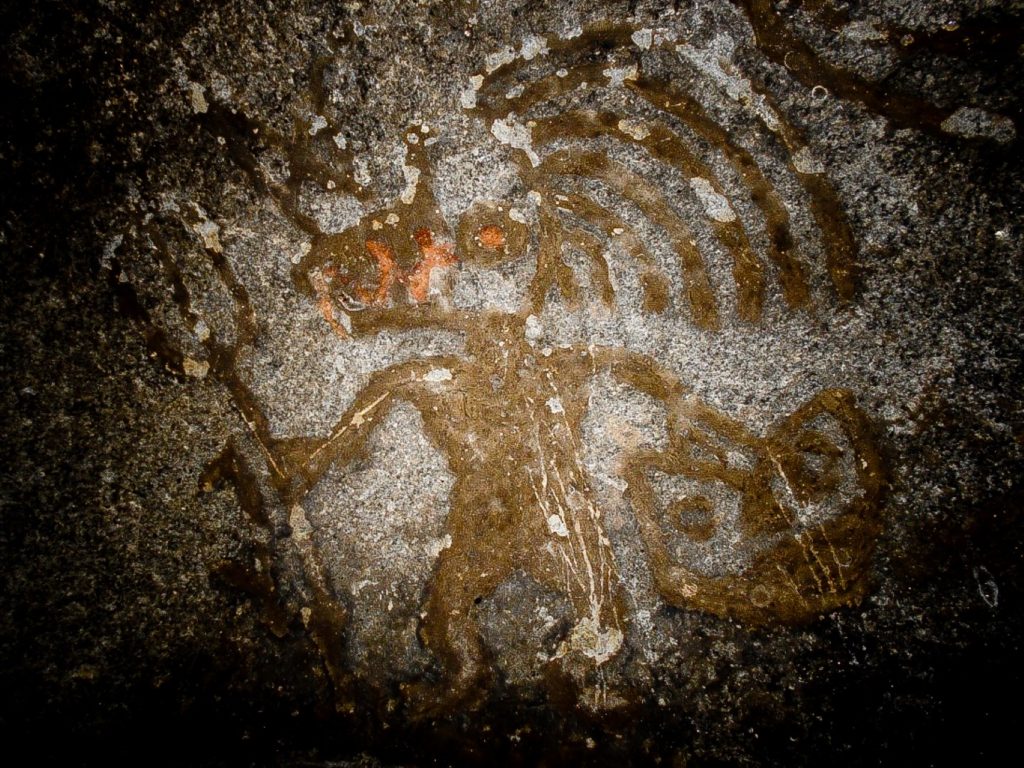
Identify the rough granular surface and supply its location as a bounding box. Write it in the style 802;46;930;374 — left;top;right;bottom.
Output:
2;1;1022;765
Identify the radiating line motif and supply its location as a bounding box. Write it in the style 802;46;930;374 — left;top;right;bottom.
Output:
468;22;860;328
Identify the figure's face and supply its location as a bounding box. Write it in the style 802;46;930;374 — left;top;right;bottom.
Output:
305;190;541;328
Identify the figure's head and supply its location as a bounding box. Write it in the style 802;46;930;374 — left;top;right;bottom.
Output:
292;124;540;336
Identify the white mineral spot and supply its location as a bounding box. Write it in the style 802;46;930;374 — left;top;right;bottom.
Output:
546;514;570;538
520;34;549;60
527;190;542;207
208;71;232;101
524;314;544;342
188;82;208;114
677;38;782;131
617;117;650;141
400;164;420;204
491;115;539;166
563;26;582;39
101;234;122;270
941;106;1017;144
505;84;525;99
485;46;517;73
353;157;372;186
841;20;888;43
423;367;453;383
690;178;736;222
460;75;484;109
631;28;653;50
406;132;419;144
309;114;328;136
194;319;210;342
385;212;400;225
292;240;311;265
792;146;825;174
556;68;568;78
183;357;209;379
426;534;452;557
333;132;347;149
337;311;352;334
603;64;639;87
653;28;678;45
193;218;223;252
570;616;623;664
546;396;564;414
508;207;527;223
598;472;628;492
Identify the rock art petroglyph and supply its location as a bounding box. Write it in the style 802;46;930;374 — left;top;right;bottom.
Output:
114;20;887;716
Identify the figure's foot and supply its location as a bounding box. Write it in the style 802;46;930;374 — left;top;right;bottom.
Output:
401;670;488;721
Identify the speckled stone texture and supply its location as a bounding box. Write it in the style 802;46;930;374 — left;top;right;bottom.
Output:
1;1;1022;765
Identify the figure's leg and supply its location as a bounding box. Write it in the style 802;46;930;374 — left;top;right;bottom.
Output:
403;475;524;717
406;543;506;717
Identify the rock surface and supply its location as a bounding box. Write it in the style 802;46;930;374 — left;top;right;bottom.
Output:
1;1;1022;765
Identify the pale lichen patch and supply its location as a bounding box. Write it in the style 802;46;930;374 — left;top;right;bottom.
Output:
792;146;826;175
520;35;549;61
400;164;421;205
603;64;639;87
187;82;208;114
690;178;737;223
422;367;453;383
485;46;517;74
617;117;650;141
491;115;540;167
941;106;1017;143
183;357;209;378
631;28;653;50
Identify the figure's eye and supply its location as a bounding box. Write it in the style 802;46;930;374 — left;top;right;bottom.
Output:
668;496;716;542
457;200;527;265
475;225;506;250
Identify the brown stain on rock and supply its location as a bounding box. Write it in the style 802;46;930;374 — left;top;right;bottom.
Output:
732;0;1022;142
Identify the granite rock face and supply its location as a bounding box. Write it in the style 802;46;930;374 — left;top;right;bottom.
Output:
2;1;1022;765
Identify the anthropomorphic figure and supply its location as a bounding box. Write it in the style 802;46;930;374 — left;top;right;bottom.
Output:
261;128;884;713
124;109;883;715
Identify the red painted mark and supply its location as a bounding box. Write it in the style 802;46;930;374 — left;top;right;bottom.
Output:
406;228;457;304
315;231;456;336
476;224;506;250
361;240;400;306
311;266;349;339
